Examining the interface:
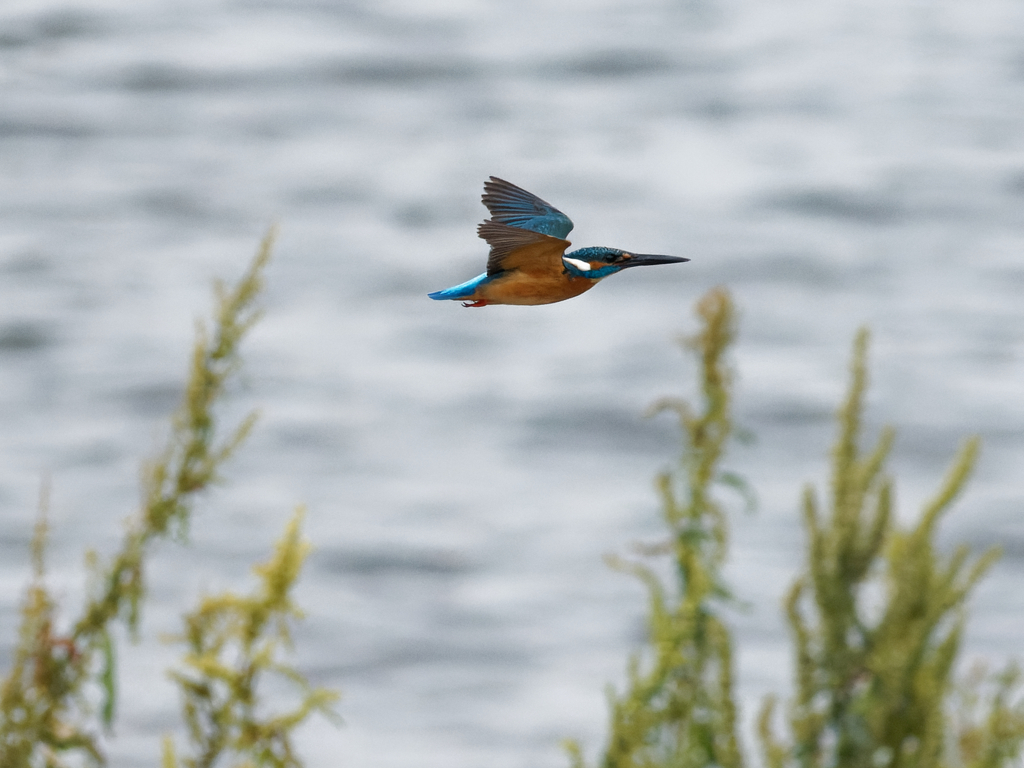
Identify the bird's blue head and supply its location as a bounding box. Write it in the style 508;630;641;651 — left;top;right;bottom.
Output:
562;247;689;279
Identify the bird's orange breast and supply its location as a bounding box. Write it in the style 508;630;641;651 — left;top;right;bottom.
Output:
476;272;598;306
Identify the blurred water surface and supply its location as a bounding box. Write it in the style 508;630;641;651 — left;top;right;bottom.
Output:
2;1;1024;765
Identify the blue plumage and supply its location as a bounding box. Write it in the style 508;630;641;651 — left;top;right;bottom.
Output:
426;273;492;300
480;177;574;239
561;247;630;279
429;177;689;307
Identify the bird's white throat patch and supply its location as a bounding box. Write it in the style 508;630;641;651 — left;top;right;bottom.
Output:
563;257;592;272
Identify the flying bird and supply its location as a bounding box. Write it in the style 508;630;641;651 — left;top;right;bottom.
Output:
428;177;689;307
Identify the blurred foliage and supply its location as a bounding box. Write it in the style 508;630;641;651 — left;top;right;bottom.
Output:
1;230;336;767
758;329;1022;768
573;290;1024;768
161;508;339;768
951;663;1024;768
567;287;744;768
3;248;1022;768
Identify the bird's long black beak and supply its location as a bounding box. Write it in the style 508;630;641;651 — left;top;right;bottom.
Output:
619;253;690;269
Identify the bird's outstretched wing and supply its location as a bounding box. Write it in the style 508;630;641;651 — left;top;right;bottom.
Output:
478;220;571;277
481;177;574;239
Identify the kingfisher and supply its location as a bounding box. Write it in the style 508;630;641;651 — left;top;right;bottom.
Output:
428;177;690;307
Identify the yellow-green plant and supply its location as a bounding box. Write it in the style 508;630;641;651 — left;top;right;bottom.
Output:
951;663;1024;768
567;287;745;768
757;329;1014;768
576;290;1024;768
0;230;335;767
161;508;339;768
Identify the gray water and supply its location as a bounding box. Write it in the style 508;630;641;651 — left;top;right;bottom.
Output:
2;1;1024;765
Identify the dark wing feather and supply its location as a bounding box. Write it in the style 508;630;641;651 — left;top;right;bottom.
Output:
481;177;574;239
478;220;571;277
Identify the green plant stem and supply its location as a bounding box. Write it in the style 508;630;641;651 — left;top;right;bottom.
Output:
0;230;275;767
760;329;1002;768
572;287;745;768
162;508;340;768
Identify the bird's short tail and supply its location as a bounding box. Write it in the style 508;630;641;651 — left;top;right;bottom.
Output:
428;273;489;301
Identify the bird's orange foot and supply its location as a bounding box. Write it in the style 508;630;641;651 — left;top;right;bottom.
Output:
462;300;490;307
